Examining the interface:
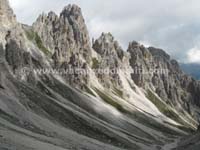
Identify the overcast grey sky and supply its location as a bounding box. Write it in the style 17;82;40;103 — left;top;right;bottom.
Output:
9;0;200;64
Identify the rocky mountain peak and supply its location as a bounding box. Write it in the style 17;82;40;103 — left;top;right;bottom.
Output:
92;33;126;88
60;4;90;48
33;4;92;66
0;0;16;25
128;41;140;49
47;11;58;20
35;13;47;23
0;0;18;46
93;32;124;60
61;4;82;18
148;47;170;60
101;32;114;42
128;41;152;64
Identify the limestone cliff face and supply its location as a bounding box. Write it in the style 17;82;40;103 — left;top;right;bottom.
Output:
0;0;16;25
127;41;200;121
92;33;128;88
33;4;92;67
31;4;93;88
0;0;17;46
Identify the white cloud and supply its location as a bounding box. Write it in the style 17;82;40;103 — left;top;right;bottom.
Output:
187;47;200;63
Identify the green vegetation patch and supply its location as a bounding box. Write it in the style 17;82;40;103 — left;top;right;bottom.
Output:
92;58;99;69
25;30;35;41
84;85;96;97
94;88;127;113
146;89;193;129
113;87;123;98
25;30;51;56
35;33;50;55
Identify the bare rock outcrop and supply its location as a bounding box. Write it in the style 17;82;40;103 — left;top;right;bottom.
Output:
33;4;92;67
92;33;127;88
128;41;200;121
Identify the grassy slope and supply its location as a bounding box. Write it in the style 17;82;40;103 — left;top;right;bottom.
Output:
25;30;51;56
146;89;195;132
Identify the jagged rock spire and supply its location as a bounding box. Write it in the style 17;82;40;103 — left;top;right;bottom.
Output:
0;0;18;46
33;4;92;66
0;0;16;25
60;4;83;18
60;4;90;48
93;32;125;60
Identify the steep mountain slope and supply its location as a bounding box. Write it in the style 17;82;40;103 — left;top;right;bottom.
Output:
127;42;200;126
0;0;16;45
0;0;200;150
175;130;200;150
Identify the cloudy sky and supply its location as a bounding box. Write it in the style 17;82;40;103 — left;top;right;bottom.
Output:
9;0;200;64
